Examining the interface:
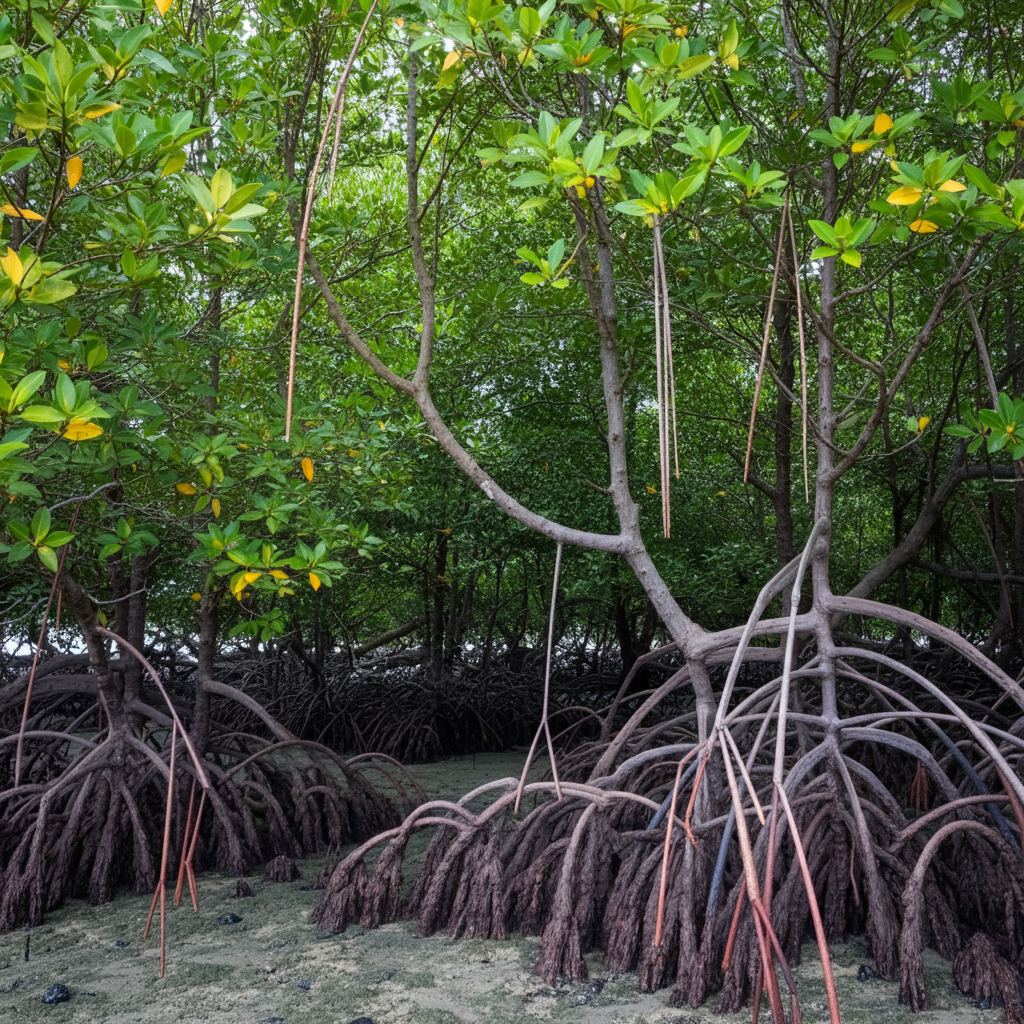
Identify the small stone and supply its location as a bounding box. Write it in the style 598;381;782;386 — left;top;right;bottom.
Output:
857;964;881;981
113;940;129;948
258;1017;285;1023
220;913;242;925
231;879;255;899
41;983;71;1005
347;1018;374;1024
296;979;311;991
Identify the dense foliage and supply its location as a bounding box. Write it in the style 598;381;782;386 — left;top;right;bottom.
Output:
4;0;1024;1016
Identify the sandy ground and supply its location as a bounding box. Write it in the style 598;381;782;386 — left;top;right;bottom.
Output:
0;753;1004;1024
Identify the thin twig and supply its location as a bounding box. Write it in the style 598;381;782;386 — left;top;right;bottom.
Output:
744;191;789;483
514;542;564;812
785;194;810;500
286;1;379;441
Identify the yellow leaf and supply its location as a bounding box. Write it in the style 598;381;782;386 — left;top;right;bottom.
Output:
646;485;656;494
347;449;360;457
211;497;221;518
155;0;174;14
66;156;83;189
191;592;202;601
301;456;313;482
162;151;186;178
244;570;261;583
269;569;289;580
62;418;103;440
176;482;197;495
909;218;939;233
395;17;404;27
887;185;922;205
917;416;931;432
717;491;727;496
57;359;72;372
1;204;45;221
309;572;322;591
874;112;893;134
232;574;248;595
1;247;23;286
442;50;462;71
83;102;121;119
851;141;874;153
584;176;595;189
724;53;739;70
938;179;966;193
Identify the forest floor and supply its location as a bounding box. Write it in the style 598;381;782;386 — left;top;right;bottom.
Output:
0;752;1004;1024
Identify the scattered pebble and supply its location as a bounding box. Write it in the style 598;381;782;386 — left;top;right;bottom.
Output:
296;979;311;991
41;983;71;1004
857;964;882;981
258;1017;285;1023
220;913;242;925
113;939;129;948
347;1018;373;1024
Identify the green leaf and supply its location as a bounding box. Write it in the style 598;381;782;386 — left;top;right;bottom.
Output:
31;506;51;542
36;545;59;573
840;249;862;268
511;170;550;188
676;54;715;80
8;371;46;413
520;272;544;285
811;246;840;259
121;247;138;279
808;220;840;245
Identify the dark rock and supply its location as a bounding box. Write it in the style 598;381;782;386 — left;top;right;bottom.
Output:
347;1018;374;1024
296;979;311;991
258;1017;285;1023
41;984;70;1005
220;913;242;925
232;880;255;898
264;856;301;882
113;940;129;948
857;965;882;981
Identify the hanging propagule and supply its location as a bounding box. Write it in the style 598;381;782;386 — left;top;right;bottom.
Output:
651;215;680;539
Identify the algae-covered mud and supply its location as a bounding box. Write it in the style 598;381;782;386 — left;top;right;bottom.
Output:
0;754;1003;1024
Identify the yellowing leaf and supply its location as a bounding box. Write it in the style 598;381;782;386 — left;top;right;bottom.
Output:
269;569;289;580
938;179;966;193
724;53;739;70
162;151;186;178
211;497;221;518
851;141;874;153
917;416;931;432
909;218;939;233
1;204;45;221
874;112;893;134
887;185;923;205
191;592;202;601
83;102;121;119
66;156;83;189
210;167;233;210
57;359;73;372
309;572;322;591
301;457;313;482
155;0;174;15
717;491;727;496
1;247;24;286
62;418;103;440
232;574;248;595
442;50;463;71
244;570;261;583
347;449;360;457
176;482;197;495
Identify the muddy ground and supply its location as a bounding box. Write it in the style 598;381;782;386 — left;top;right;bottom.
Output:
0;752;1003;1024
